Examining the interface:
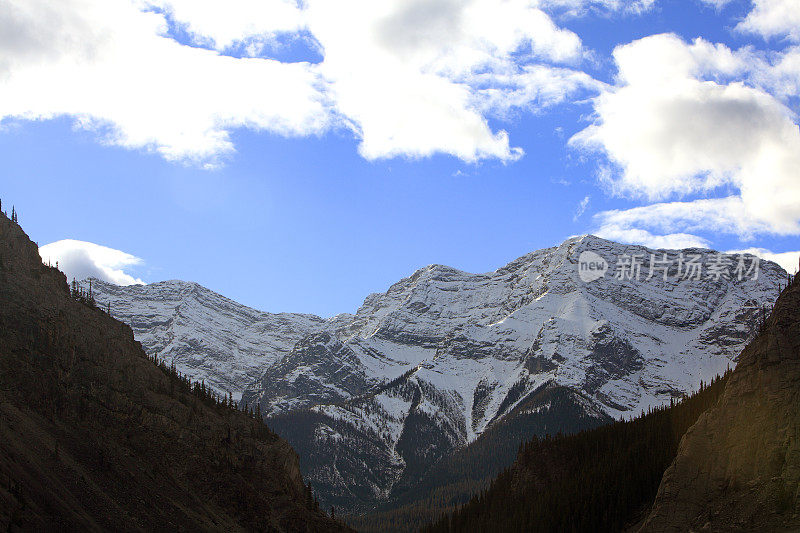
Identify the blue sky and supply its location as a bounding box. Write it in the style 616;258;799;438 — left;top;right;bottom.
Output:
2;0;799;317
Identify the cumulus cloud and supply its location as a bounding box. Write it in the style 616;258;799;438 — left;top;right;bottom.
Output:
0;0;328;167
737;0;800;43
39;240;145;285
0;0;599;165
573;34;800;244
303;0;592;162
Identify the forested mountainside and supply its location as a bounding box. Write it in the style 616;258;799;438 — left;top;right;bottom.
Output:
346;384;611;532
422;372;731;533
88;237;786;513
0;212;347;532
424;274;800;533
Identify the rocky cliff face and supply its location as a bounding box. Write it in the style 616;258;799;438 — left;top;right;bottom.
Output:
641;274;800;531
0;212;346;532
86;236;787;512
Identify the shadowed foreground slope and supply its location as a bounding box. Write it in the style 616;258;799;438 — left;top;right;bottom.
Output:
0;212;347;532
423;373;731;532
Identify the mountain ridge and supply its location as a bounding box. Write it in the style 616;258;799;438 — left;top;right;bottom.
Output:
83;234;787;512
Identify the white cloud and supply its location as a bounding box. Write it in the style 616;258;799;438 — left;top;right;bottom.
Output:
595;221;800;271
0;0;328;167
0;0;599;165
304;0;591;162
697;0;732;10
595;224;711;250
594;197;786;240
573;195;590;221
572;34;800;242
763;46;800;99
539;0;657;16
737;0;800;43
726;247;800;274
477;65;603;118
39;239;145;285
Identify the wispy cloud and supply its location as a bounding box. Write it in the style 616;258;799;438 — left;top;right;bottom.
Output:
573;195;590;221
539;0;657;17
594;225;711;250
697;0;732;11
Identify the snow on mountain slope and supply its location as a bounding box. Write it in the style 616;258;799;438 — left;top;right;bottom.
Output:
249;236;782;420
80;236;786;511
242;235;786;509
82;279;329;400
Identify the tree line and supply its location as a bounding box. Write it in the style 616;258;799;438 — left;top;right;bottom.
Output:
421;371;731;533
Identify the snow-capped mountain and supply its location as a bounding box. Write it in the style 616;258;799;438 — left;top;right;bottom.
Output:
82;279;328;400
85;235;787;511
242;235;785;510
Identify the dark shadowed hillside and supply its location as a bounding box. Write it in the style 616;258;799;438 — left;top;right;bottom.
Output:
0;211;348;532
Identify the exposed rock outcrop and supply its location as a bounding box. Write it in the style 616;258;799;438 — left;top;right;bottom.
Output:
641;276;800;532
